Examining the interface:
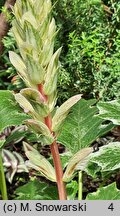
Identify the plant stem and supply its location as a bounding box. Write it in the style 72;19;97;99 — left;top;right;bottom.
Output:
38;84;67;200
0;150;8;200
38;83;48;102
50;140;67;200
45;115;67;200
78;171;82;200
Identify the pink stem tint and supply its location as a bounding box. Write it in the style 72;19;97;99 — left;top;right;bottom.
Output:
38;84;67;200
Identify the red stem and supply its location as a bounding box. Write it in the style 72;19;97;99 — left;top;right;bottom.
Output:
38;84;48;102
38;84;67;200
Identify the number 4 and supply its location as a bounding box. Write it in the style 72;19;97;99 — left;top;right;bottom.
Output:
108;203;114;211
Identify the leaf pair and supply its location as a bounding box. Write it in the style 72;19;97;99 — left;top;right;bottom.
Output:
14;88;55;144
23;142;93;183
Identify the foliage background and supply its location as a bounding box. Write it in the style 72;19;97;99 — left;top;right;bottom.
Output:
0;0;120;103
53;0;120;102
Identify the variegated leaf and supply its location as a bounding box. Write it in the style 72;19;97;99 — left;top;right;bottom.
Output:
26;54;46;84
47;91;57;112
0;140;6;149
52;94;82;132
20;88;49;117
25;119;54;144
43;48;62;95
58;99;113;154
88;142;120;172
0;91;29;134
23;142;56;182
22;11;38;28
97;99;120;125
15;93;35;114
9;51;27;80
63;147;93;182
2;149;28;183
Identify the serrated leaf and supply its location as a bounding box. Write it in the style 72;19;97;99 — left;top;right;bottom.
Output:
58;99;113;154
0;91;29;134
66;180;78;200
85;162;101;178
23;142;56;182
89;142;120;172
97;100;120;125
52;94;82;132
86;182;120;200
15;178;58;200
63;147;93;182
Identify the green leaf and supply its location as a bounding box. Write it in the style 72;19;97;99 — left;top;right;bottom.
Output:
23;142;56;182
0;91;29;134
43;48;62;95
22;11;38;29
89;142;120;172
5;126;27;145
97;99;120;125
52;94;82;132
26;54;45;84
25;119;54;144
66;180;78;200
0;140;5;149
60;151;72;170
15;178;58;200
63;147;93;182
47;91;57;112
15;93;35;113
85;162;101;178
21;88;49;117
58;99;113;154
86;182;120;200
9;51;27;81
